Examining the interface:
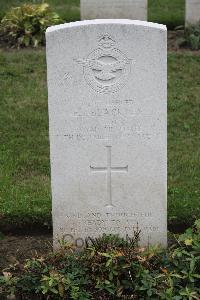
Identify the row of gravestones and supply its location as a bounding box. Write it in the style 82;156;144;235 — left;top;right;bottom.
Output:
81;0;200;26
45;1;199;249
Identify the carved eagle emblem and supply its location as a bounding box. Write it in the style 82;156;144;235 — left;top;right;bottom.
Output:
76;58;128;81
75;34;133;93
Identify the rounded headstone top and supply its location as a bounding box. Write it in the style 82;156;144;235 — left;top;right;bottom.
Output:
46;19;167;34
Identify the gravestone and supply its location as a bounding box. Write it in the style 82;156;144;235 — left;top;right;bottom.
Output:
46;20;167;248
186;0;200;25
81;0;147;21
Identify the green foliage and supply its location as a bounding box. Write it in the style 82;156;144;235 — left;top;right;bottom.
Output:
0;221;200;299
184;23;200;50
0;3;62;48
85;229;140;251
162;220;200;299
178;23;200;50
0;0;80;23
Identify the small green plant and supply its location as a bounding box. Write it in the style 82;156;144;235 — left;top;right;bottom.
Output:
186;23;200;50
0;222;200;299
0;271;18;297
183;23;200;50
0;3;62;48
85;228;140;251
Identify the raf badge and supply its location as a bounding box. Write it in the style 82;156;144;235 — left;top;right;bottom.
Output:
75;34;133;94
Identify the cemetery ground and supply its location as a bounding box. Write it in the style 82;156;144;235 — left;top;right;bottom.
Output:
0;49;199;236
0;47;199;285
0;1;200;298
0;0;185;29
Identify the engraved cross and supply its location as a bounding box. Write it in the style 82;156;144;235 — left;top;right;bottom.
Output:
90;146;128;207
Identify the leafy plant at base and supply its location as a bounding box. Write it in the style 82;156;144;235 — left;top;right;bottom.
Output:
179;23;200;50
0;221;200;299
0;3;62;48
186;23;200;50
85;226;140;251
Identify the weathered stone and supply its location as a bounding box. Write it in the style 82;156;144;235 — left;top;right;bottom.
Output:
186;0;200;25
46;20;167;248
81;0;147;21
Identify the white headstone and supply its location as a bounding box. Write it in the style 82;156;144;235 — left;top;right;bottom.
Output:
186;0;200;25
46;20;167;248
81;0;147;21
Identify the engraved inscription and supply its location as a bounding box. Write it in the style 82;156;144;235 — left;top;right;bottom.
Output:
65;212;152;218
75;34;133;93
55;210;159;247
90;146;128;207
54;99;157;142
49;65;72;88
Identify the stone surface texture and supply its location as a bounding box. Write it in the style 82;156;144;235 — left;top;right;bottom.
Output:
186;0;200;25
81;0;147;20
46;20;167;248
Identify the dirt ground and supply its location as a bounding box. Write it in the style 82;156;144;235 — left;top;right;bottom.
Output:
0;235;52;270
168;30;182;51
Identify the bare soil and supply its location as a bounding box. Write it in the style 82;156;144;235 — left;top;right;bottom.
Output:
168;30;183;51
0;235;52;270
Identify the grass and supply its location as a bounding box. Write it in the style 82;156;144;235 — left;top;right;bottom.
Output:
148;0;185;30
0;49;51;228
168;53;200;227
0;49;199;230
0;0;197;231
0;0;185;29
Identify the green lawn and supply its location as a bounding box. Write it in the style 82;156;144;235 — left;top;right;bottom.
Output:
0;49;199;231
149;0;185;29
0;50;51;228
0;0;185;29
168;53;200;228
